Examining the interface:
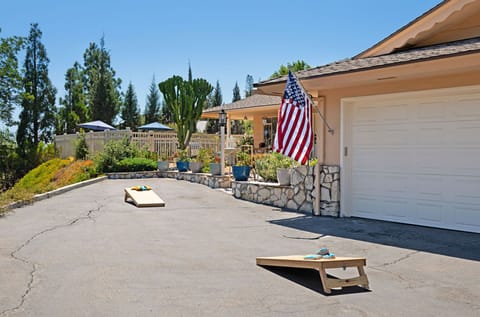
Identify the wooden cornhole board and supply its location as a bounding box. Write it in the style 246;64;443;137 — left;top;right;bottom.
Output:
124;188;165;207
256;255;369;294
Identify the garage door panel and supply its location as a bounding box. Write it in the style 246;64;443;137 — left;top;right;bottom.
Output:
452;97;480;119
416;125;447;146
453;205;480;231
353;126;378;145
383;126;410;146
345;86;480;233
381;103;409;122
451;150;480;176
352;149;380;170
383;199;410;219
415;176;446;200
417;101;448;121
452;177;480;205
415;149;447;174
353;105;378;123
453;124;480;146
383;150;413;171
351;196;380;217
351;172;379;195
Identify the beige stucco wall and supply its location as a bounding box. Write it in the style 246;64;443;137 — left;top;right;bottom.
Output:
317;69;480;165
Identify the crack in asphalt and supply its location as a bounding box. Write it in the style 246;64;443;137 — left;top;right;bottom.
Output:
0;204;102;316
373;250;419;268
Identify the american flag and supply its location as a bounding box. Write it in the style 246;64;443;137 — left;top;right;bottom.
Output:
273;71;313;164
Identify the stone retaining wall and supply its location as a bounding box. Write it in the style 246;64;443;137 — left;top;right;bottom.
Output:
158;171;231;189
232;165;315;213
232;165;340;216
106;171;231;189
106;164;340;216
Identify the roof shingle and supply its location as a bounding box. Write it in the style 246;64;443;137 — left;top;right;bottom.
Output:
256;37;480;86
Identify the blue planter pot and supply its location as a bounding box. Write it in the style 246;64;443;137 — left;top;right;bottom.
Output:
176;161;189;172
232;165;251;181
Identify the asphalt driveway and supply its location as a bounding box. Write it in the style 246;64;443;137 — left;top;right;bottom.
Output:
0;178;479;316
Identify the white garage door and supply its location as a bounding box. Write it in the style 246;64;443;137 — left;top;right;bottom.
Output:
342;86;480;233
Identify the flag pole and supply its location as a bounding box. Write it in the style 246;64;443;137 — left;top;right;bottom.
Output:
290;71;334;135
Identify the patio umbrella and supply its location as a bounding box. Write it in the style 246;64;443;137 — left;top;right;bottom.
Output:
138;122;173;131
78;120;116;131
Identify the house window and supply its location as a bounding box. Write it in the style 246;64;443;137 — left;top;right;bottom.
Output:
262;117;277;149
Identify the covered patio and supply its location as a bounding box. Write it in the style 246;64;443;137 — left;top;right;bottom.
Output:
201;94;281;152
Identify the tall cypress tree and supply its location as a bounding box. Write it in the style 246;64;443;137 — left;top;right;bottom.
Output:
207;80;222;108
244;74;253;98
144;75;161;123
16;23;57;170
57;62;88;134
232;82;241;102
83;36;121;125
121;82;140;130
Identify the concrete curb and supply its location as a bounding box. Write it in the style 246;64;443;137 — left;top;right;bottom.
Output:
2;176;108;211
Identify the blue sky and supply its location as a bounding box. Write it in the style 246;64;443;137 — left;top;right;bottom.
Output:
1;0;442;117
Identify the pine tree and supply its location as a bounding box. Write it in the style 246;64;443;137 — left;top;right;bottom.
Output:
208;80;223;108
57;62;88;134
244;74;253;98
144;75;161;123
16;23;57;171
121;82;140;130
83;36;121;125
232;82;241;102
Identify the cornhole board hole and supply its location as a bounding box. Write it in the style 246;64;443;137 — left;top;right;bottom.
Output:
256;255;369;294
124;188;165;207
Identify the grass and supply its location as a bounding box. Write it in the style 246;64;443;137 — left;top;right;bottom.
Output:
0;158;95;214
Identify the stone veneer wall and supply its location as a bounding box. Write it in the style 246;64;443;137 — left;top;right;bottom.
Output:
318;165;340;217
106;171;231;189
106;164;340;216
232;165;340;216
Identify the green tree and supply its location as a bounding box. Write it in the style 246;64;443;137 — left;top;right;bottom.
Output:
57;62;88;134
208;80;223;108
121;82;140;130
83;36;121;125
0;29;24;125
159;75;212;150
0;129;20;190
232;82;241;102
144;75;161;123
206;80;224;133
16;23;57;172
245;74;253;98
270;60;311;79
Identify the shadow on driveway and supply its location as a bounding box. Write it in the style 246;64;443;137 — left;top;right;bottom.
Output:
258;265;371;296
268;211;480;261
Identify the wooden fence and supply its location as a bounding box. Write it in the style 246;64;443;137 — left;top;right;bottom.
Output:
55;129;242;160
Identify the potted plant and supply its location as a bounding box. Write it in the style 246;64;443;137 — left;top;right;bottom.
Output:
276;153;298;186
175;149;190;172
195;148;214;173
232;150;252;181
209;154;222;175
157;153;170;171
275;153;297;186
189;149;209;173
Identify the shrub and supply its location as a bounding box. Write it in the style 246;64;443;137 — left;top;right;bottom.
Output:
254;152;298;182
113;158;157;172
94;137;155;173
75;132;89;160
